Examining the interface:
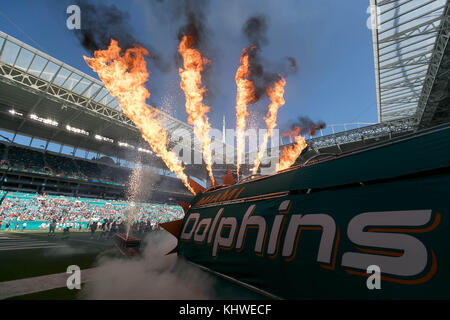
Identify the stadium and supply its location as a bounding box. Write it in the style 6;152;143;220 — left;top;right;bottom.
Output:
0;0;449;302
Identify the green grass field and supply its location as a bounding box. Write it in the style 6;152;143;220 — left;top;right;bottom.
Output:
0;230;113;283
0;229;114;299
0;230;267;300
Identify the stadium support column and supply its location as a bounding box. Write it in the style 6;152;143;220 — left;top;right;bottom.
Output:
222;116;226;143
0;134;12;203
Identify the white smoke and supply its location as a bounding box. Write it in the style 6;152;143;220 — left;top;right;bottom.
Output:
43;245;91;257
80;231;216;299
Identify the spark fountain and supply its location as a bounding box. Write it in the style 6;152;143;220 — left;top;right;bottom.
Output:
125;160;144;239
113;159;145;256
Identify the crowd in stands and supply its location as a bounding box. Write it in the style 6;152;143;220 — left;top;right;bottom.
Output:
0;192;184;231
45;153;81;180
0;142;129;185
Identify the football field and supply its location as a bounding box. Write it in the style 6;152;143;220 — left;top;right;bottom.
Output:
0;229;114;299
0;230;266;300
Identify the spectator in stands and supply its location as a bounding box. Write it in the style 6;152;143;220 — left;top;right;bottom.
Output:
0;192;184;234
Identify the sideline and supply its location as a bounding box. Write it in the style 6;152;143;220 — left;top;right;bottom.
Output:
5;231;112;247
0;268;98;300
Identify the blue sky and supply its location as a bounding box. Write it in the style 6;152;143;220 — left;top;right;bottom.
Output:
0;0;378;138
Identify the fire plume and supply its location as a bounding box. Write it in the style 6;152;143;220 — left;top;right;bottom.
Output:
178;35;216;185
84;39;195;195
235;46;256;180
281;126;301;142
276;135;307;172
252;76;287;175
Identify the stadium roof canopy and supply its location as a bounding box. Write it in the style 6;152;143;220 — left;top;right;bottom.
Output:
371;0;450;125
0;30;232;179
260;1;449;174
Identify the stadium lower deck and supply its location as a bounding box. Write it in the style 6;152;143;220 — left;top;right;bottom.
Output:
0;191;185;229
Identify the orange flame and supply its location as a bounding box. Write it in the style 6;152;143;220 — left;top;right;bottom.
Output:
178;35;215;185
252;76;287;175
276;135;307;172
84;39;195;195
281;126;301;142
235;46;256;180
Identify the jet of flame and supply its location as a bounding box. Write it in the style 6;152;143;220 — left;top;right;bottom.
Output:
178;35;216;185
235;46;256;180
281;126;301;143
84;39;195;195
252;76;287;175
276;135;307;172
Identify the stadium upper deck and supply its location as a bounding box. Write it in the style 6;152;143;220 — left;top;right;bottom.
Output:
0;30;231;182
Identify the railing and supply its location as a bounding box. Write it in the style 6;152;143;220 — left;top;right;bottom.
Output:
280;122;377;144
264;117;417;156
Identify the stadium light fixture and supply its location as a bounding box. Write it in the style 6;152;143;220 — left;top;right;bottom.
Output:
95;134;114;143
137;147;152;154
29;114;58;127
66;125;89;136
8;109;23;116
118;141;135;149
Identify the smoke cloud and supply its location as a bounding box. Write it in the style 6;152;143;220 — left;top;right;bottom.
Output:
243;15;269;48
283;116;326;137
43;244;93;257
74;0;169;72
177;11;209;49
141;0;218;103
285;57;298;74
242;15;270;101
242;15;297;104
81;231;216;299
147;0;211;48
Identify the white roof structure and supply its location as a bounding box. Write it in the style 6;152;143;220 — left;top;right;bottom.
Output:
260;1;450;173
370;0;449;122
